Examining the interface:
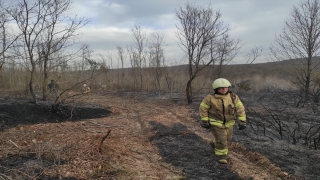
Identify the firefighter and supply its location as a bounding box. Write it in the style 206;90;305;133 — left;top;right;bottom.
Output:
83;84;90;97
47;79;59;99
199;78;246;164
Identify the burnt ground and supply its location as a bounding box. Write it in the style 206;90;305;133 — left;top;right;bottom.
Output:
0;98;111;128
149;121;241;180
0;92;319;179
230;92;320;180
0;97;112;180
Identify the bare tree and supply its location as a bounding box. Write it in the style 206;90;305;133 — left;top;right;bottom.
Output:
211;34;241;78
175;2;240;103
246;46;263;64
149;32;166;97
0;2;20;71
128;46;138;89
79;44;93;72
116;46;126;87
107;52;113;69
51;58;107;112
117;46;126;70
270;0;320;103
3;0;88;103
129;24;148;91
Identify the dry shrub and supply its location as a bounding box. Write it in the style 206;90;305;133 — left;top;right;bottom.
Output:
264;76;295;90
3;89;29;98
251;75;265;93
229;74;296;93
0;121;129;179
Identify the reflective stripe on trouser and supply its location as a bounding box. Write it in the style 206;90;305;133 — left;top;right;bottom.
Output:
211;125;233;157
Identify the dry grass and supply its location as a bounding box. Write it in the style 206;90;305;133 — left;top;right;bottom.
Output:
0;92;310;179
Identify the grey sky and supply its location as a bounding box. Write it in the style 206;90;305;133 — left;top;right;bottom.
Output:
70;0;302;67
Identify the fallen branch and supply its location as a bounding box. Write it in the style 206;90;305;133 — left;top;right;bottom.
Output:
67;105;76;120
0;165;34;180
99;129;111;153
8;140;19;148
0;172;12;180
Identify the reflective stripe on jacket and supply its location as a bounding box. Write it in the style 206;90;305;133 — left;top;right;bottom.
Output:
199;92;246;128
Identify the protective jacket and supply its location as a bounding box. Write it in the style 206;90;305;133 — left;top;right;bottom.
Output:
83;87;90;93
199;92;246;128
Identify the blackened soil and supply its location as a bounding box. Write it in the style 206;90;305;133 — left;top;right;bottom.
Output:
0;97;111;130
150;121;242;180
234;134;320;180
1;156;78;180
0;97;111;180
0;154;75;180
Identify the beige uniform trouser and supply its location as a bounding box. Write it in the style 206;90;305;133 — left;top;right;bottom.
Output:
210;125;233;158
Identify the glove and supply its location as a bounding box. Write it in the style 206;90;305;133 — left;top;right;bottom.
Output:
201;121;210;129
238;123;246;130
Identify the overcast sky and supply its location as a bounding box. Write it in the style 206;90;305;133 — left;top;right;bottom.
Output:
69;0;302;68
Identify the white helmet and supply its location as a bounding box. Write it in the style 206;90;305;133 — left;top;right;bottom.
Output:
83;84;87;87
212;78;231;89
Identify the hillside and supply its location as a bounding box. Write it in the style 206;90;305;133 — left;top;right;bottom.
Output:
105;58;308;95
